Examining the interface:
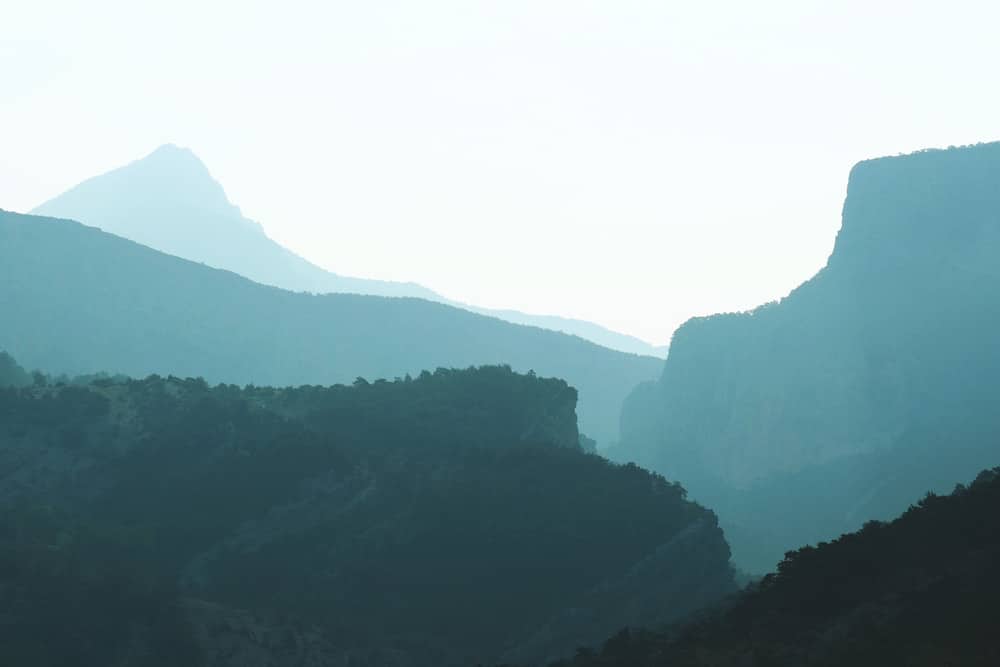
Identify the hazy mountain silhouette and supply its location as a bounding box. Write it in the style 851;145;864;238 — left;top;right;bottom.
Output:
31;144;437;300
0;362;734;666
0;209;660;444
464;306;670;358
31;144;665;357
611;142;1000;571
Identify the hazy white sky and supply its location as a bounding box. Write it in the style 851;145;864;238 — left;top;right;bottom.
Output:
3;1;998;344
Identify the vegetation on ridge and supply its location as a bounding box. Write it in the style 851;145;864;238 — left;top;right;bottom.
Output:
0;358;734;667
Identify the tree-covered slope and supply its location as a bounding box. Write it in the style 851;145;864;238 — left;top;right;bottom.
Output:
0;352;30;388
31;144;665;357
548;466;1000;667
612;142;1000;570
0;362;734;666
0;209;661;444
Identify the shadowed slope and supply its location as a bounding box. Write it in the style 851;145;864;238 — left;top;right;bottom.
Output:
549;466;1000;667
0;364;734;666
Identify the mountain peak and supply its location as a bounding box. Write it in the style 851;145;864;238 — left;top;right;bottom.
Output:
29;146;451;302
144;142;205;166
122;143;232;210
28;146;665;356
33;143;251;239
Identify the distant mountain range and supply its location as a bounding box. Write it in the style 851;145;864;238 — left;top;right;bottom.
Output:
0;209;660;444
610;142;1000;571
31;144;666;358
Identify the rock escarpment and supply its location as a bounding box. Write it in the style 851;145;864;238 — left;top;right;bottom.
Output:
613;143;1000;571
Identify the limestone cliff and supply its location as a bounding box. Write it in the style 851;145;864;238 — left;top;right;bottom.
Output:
613;142;1000;571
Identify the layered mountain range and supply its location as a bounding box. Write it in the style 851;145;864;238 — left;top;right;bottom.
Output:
0;208;660;444
5;136;1000;666
31;144;666;358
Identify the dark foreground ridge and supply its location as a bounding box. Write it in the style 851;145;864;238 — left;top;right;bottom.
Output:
0;359;734;666
543;465;1000;667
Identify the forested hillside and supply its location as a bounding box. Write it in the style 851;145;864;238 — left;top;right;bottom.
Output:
612;143;1000;570
0;209;661;444
0;352;30;388
0;359;734;666
547;466;1000;667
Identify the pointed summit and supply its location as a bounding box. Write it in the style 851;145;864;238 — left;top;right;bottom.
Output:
147;142;193;157
139;143;225;184
139;143;218;183
31;145;440;299
34;143;248;239
145;142;196;160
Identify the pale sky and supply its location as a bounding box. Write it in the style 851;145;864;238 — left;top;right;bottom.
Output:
3;1;998;345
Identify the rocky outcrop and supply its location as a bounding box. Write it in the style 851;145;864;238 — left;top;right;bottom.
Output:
612;142;1000;571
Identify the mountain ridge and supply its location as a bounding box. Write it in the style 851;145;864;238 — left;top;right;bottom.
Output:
0;208;660;444
31;144;666;357
31;144;439;300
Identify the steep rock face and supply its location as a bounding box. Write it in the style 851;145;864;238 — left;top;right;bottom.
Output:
0;210;660;444
613;143;1000;571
